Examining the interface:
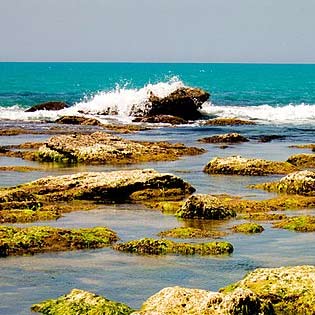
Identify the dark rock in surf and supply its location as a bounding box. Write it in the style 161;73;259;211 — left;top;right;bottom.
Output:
198;133;249;144
25;101;68;112
55;115;102;126
133;115;188;125
131;87;210;120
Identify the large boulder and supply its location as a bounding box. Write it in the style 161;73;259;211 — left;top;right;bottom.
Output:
287;153;315;168
253;170;315;196
204;156;298;176
224;265;315;315
133;286;272;315
25;101;68;112
0;169;194;203
36;132;205;164
130;87;210;120
32;289;134;315
176;194;236;219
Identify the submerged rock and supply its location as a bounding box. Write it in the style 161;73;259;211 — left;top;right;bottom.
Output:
204;156;298;176
31;289;134;315
256;135;286;143
287;153;315;168
134;286;272;315
113;238;233;256
176;194;236;219
25;101;68;112
223;265;315;314
203;117;256;126
0;226;118;257
198;133;249;144
36;132;205;164
253;170;315;196
0;169;194;204
131;87;210;120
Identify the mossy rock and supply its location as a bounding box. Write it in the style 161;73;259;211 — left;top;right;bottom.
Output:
287;153;315;168
238;213;288;221
0;209;61;223
221;265;315;315
273;216;315;232
252;170;315;196
204;156;298;176
0;226;118;257
31;288;134;315
232;223;264;234
158;227;227;239
176;194;236;219
144;201;183;213
113;238;233;256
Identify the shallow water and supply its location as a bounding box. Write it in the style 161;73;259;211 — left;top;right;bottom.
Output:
0;123;314;314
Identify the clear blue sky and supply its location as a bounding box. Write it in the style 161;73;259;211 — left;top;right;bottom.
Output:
1;0;314;62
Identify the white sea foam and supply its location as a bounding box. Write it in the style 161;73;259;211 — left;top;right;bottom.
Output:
201;102;315;124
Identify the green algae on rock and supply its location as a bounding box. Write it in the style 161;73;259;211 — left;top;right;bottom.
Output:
133;286;272;315
176;194;236;219
0;169;194;206
252;170;315;196
198;133;249;144
31;289;134;315
221;265;315;315
0;226;118;257
35;131;205;164
273;216;315;232
204;156;298;176
158;227;227;239
287;153;315;168
113;238;233;256
232;223;264;234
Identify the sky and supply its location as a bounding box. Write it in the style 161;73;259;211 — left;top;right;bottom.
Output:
0;0;314;62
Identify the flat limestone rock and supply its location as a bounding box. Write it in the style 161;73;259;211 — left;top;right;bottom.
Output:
224;265;315;315
0;169;195;204
203;118;256;126
133;286;272;315
253;170;315;196
36;132;205;163
204;156;298;176
32;289;134;315
287;153;315;168
176;194;236;219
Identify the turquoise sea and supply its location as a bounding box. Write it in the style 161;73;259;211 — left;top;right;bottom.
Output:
0;63;315;314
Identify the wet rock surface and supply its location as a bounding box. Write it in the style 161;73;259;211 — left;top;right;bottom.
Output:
55;115;102;126
232;223;264;234
25;101;68;112
287;153;315;168
157;227;227;239
133;114;188;125
176;194;236;219
203;117;256;126
204;156;298;176
198;132;249;144
35;132;205;164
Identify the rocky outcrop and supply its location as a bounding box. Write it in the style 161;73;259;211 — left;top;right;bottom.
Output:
130;87;210;120
158;227;227;238
133;286;272;315
287;153;315;168
133;115;188;125
224;265;315;314
176;194;236;219
31;289;134;315
198;133;249;144
203;118;256;126
55;115;102;126
0;169;194;204
0;226;118;257
25;101;68;112
253;170;315;196
36;132;205;164
113;238;233;256
204;156;298;176
273;216;315;232
232;223;264;233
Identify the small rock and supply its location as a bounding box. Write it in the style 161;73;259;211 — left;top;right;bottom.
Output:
25;101;68;112
203;118;256;126
55;115;102;126
198;133;249;144
133;115;188;125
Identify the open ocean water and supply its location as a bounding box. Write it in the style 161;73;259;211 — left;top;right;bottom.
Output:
0;63;315;314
